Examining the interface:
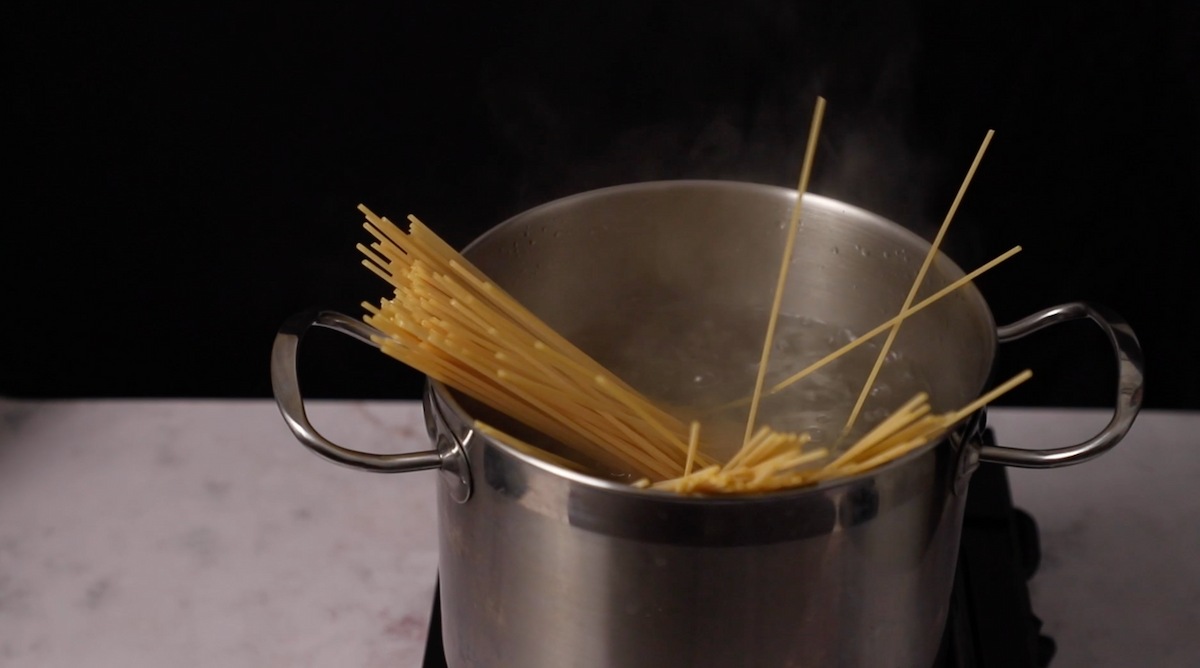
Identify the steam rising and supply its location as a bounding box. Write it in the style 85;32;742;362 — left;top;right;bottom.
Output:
480;0;939;235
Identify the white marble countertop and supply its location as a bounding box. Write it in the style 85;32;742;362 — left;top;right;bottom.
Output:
0;399;1196;667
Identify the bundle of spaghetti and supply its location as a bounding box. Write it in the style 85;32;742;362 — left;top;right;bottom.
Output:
351;97;1027;493
651;426;829;494
353;199;1028;491
655;369;1032;495
354;201;1028;492
815;368;1032;480
355;204;718;481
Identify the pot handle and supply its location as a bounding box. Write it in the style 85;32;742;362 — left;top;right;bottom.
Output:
980;302;1144;468
270;309;445;473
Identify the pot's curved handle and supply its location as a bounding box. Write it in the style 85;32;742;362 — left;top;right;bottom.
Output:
270;310;444;473
981;302;1144;468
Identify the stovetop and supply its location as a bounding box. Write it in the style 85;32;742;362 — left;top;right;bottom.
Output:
933;461;1055;667
421;459;1055;668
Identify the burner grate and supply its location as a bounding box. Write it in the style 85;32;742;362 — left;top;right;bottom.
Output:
935;461;1055;667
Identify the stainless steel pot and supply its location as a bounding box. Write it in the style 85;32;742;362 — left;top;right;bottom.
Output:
272;181;1144;667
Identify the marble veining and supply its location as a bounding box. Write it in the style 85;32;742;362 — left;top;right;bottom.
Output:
0;399;439;667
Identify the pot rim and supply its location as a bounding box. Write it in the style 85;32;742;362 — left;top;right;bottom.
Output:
429;380;979;505
433;178;994;503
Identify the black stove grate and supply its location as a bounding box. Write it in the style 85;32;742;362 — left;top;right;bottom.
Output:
935;461;1055;667
422;461;1054;667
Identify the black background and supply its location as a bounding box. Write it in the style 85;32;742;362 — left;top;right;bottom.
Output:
5;1;1197;408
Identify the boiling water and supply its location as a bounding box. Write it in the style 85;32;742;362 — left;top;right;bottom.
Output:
573;302;933;463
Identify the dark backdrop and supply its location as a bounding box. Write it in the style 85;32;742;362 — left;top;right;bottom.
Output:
5;1;1198;408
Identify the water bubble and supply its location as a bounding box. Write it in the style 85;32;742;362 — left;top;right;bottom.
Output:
832;246;840;255
691;371;718;387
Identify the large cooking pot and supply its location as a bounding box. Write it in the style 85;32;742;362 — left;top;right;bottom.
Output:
271;181;1143;667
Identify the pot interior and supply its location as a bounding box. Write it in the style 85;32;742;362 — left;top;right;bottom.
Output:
455;180;996;462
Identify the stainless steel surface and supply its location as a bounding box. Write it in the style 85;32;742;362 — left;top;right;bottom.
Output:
425;181;994;668
271;180;1144;668
429;386;970;668
423;384;475;503
270;310;445;474
462;181;997;413
983;302;1145;467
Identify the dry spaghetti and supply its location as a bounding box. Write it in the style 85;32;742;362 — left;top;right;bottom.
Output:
355;206;1028;492
357;205;718;481
354;97;1029;494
